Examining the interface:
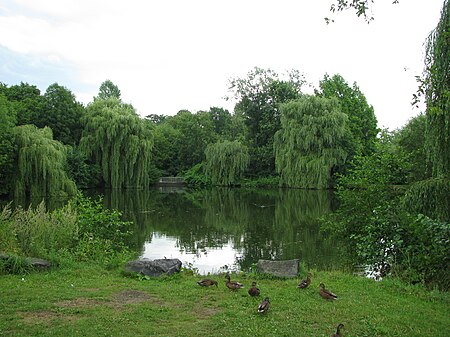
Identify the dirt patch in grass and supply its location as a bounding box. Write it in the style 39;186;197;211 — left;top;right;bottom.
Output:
56;289;162;310
183;292;221;318
57;297;105;308
18;310;79;324
110;289;163;306
192;303;221;318
83;287;101;292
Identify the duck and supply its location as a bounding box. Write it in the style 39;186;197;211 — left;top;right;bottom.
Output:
197;278;218;287
330;323;344;337
297;272;312;289
248;281;261;296
319;282;337;300
258;297;270;313
225;273;244;290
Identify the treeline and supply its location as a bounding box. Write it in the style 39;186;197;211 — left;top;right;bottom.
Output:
0;69;381;195
0;64;447;203
1;62;447;210
0;60;448;215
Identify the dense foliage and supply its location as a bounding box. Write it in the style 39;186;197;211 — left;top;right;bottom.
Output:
80;98;153;188
0;94;16;195
320;0;450;291
406;0;450;222
204;140;249;186
165;110;217;174
318;74;378;158
228;67;304;176
97;79;121;100
274;96;350;189
13;125;77;199
0;193;132;270
393;114;428;182
324;132;449;289
0;82;45;126
0;70;380;193
423;0;449;179
41;83;84;145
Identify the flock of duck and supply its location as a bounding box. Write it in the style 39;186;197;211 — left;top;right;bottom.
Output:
197;272;344;337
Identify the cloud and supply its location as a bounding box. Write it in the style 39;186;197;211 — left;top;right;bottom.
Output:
0;0;443;128
0;45;93;95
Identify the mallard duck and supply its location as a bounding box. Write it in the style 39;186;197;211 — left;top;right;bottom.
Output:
258;297;270;313
319;282;337;300
297;272;312;289
330;323;344;337
197;278;218;287
248;281;260;296
225;273;244;290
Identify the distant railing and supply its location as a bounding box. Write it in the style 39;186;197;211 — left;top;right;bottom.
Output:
156;177;186;187
159;177;185;184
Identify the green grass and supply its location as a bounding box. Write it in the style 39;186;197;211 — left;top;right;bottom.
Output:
0;265;448;336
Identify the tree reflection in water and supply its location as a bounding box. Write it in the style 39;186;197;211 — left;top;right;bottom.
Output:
98;187;340;273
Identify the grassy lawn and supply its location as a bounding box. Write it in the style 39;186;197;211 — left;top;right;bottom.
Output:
0;265;448;336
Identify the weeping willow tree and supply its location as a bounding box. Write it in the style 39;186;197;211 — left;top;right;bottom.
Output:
13;125;77;198
204;140;249;186
80;98;153;189
424;0;449;178
405;0;449;221
274;95;350;189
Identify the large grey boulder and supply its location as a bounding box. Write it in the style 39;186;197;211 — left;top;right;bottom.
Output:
125;258;182;277
0;253;52;271
257;259;299;278
28;257;52;270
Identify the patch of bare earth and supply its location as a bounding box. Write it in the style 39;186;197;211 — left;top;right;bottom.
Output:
192;302;221;319
57;289;162;309
18;290;162;325
58;297;104;308
18;311;79;325
110;290;163;307
83;287;101;292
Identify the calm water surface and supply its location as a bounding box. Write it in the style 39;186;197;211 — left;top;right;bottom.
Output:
99;187;340;274
5;187;341;274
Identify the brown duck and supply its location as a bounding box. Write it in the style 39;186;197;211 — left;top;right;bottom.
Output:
225;273;244;290
319;282;337;300
297;272;312;289
258;297;270;313
197;279;218;287
248;281;261;296
330;323;344;337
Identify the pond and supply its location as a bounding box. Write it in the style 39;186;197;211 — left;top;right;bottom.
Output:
98;187;341;274
3;187;341;274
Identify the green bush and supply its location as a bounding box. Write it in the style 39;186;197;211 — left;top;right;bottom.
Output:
0;204;17;253
183;163;211;187
404;178;450;222
396;215;450;289
68;193;133;265
0;193;134;270
66;146;101;189
241;175;280;188
323;137;449;290
0;254;31;274
0;202;78;259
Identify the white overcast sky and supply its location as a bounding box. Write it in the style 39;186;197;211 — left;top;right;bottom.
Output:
0;0;444;129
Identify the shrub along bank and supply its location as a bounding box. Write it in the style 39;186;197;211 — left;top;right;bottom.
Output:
0;193;133;273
